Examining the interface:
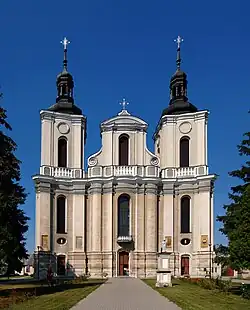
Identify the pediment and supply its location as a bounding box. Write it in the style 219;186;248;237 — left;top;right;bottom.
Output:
101;114;148;132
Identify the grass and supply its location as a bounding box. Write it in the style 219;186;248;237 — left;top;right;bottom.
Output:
0;279;105;310
144;279;250;310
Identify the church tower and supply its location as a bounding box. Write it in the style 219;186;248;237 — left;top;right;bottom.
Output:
33;38;87;275
154;36;216;276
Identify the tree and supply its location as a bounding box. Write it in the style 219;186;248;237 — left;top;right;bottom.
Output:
217;112;250;271
0;95;29;276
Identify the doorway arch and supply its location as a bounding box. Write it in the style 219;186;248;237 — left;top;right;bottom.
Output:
181;255;190;276
57;255;66;275
118;251;129;276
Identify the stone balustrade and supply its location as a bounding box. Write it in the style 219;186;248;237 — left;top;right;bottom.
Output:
88;165;160;178
40;166;83;178
117;235;133;243
161;165;208;179
39;165;207;179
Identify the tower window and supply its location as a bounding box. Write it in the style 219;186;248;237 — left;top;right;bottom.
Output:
180;137;189;167
118;194;130;237
57;196;66;234
119;134;129;166
58;137;67;167
180;196;190;233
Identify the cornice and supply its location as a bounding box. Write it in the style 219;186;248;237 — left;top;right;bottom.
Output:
40;110;86;123
100;124;147;133
153;109;209;139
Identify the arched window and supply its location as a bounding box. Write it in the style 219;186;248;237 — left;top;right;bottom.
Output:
118;194;130;237
180;196;190;233
180;137;189;167
57;196;66;234
119;134;129;166
58;137;67;167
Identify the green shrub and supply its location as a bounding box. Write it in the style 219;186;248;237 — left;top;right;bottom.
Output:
241;283;250;299
215;277;232;293
199;278;217;290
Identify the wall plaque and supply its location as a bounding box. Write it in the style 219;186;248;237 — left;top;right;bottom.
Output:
165;236;172;248
41;234;48;250
76;236;83;249
201;235;208;248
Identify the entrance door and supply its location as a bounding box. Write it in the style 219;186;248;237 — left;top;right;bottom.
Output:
181;256;189;275
119;251;129;276
57;255;66;275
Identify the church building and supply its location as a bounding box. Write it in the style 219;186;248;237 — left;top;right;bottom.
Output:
33;36;216;278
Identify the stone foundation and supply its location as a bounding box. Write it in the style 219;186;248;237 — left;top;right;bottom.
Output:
64;251;217;278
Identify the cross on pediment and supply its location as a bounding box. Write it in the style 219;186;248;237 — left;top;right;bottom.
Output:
120;98;129;111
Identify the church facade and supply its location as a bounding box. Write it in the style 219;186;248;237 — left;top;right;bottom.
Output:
33;37;217;278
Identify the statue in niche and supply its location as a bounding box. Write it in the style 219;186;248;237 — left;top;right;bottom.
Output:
161;239;167;253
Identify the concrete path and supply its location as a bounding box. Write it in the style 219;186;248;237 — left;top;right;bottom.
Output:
71;277;181;310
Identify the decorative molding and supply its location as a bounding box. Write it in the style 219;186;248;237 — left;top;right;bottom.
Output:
179;121;192;134
145;184;158;195
88;157;98;167
57;122;70;134
88;183;103;195
150;156;159;166
154;109;209;138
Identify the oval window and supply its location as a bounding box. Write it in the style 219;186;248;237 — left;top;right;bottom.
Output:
181;238;190;246
57;237;66;245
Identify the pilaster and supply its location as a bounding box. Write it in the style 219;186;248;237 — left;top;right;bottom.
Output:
89;183;102;252
35;181;53;251
102;183;113;276
135;186;145;252
162;182;174;252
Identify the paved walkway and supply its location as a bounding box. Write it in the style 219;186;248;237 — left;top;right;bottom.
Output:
71;277;181;310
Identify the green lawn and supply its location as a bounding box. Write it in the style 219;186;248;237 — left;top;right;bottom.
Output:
144;279;250;310
0;279;105;310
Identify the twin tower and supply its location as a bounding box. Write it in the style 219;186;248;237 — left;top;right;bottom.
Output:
33;37;217;278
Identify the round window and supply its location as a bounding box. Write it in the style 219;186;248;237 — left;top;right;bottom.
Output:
57;237;67;245
180;238;190;246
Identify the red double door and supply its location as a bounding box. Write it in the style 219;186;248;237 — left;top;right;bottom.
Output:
119;251;129;276
181;256;189;275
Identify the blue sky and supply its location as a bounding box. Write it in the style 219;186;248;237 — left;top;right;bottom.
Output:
0;1;249;252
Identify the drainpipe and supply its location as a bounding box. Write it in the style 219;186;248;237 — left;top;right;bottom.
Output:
209;181;213;279
101;185;104;277
144;184;146;278
84;188;88;275
112;185;114;277
173;187;176;277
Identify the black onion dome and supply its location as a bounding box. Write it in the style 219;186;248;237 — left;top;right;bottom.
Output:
48;38;82;115
161;36;198;116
